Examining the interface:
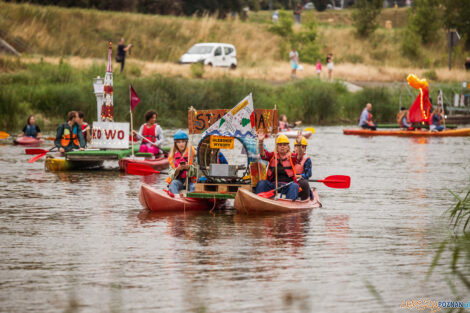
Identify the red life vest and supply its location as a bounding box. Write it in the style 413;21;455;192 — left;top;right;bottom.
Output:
142;124;157;143
166;147;196;184
267;152;297;182
294;155;308;175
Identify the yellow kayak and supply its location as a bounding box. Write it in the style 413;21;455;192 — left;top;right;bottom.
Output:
45;156;104;172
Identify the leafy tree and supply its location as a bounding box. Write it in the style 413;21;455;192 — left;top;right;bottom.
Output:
406;0;441;44
441;0;470;48
351;0;382;38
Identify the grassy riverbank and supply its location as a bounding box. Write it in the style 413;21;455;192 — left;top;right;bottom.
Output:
0;58;461;131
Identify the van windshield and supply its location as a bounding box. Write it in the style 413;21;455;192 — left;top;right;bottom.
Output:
187;46;214;54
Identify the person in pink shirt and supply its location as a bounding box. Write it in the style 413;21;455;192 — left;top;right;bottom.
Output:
315;59;322;78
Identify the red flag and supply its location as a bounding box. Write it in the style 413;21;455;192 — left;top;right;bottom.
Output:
130;84;140;112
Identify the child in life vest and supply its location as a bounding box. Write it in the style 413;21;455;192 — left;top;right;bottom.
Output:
133;110;164;156
166;130;197;195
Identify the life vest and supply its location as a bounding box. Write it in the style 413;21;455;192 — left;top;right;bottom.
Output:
430;113;441;126
267;152;297;183
142;124;157;143
25;124;38;138
294;155;309;175
166;146;197;185
60;124;80;147
396;110;408;127
279;121;290;131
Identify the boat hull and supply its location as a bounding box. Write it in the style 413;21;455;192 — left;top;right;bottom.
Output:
118;156;169;172
343;128;470;137
139;184;224;212
13;137;44;146
282;131;313;139
234;188;322;214
45;157;104;172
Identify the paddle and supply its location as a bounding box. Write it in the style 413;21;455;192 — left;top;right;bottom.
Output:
309;175;350;189
257;175;351;198
304;127;315;134
126;163;168;176
28;147;56;163
25;148;50;155
0;131;10;139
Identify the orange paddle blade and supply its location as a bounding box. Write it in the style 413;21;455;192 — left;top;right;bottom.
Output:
28;152;47;163
44;136;56;141
257;189;275;198
25;148;49;155
126;163;161;176
310;175;350;189
0;131;10;139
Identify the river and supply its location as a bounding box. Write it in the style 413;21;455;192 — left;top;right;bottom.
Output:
0;126;469;313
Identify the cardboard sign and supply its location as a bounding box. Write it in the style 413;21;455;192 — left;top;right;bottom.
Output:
189;109;278;135
210;136;234;149
91;121;129;149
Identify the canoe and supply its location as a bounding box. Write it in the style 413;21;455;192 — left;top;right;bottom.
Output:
118;155;169;172
343;128;470;137
13;136;44;146
376;123;457;129
45;156;104;172
282;130;313;139
234;188;322;214
139;184;225;212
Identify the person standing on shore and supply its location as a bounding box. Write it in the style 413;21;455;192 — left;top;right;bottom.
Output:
326;53;334;82
293;4;302;24
315;59;322;79
116;37;132;73
289;48;299;78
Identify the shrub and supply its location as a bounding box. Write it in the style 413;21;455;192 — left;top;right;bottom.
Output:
190;62;204;78
401;28;422;60
352;0;383;38
423;70;438;81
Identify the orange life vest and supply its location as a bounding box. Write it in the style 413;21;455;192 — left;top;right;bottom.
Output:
60;125;80;147
267;152;297;183
166;146;196;184
142;124;157;143
294;155;308;175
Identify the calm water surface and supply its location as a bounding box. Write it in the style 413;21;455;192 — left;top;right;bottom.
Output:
0;126;469;313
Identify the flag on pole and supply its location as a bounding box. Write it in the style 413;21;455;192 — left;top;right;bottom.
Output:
130;84;140;112
202;93;256;138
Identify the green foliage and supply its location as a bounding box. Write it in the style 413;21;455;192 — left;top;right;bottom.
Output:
406;0;441;45
269;11;320;64
352;0;383;38
441;0;470;48
190;62;205;78
342;54;364;64
401;28;422;60
422;69;438;81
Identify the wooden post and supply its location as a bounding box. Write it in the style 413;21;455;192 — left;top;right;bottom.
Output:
129;85;134;157
274;105;278;197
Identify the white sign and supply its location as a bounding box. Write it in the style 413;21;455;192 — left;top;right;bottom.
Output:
91;121;129;149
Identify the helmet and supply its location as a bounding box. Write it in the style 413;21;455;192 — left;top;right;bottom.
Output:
294;136;308;146
174;130;188;140
276;134;290;144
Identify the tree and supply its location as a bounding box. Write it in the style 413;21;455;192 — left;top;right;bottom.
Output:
352;0;383;38
441;0;470;48
406;0;441;45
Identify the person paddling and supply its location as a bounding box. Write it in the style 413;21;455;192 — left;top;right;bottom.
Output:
255;130;310;201
166;131;197;195
133;110;164;157
19;115;41;139
359;103;376;130
54;111;85;154
294;136;313;200
396;107;412;130
279;114;302;132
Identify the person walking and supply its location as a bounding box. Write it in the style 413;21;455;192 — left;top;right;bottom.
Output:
116;37;132;73
326;53;334;82
289;48;299;79
293;4;302;24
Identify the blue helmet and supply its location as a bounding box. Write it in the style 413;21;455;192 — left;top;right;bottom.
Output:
174;130;188;140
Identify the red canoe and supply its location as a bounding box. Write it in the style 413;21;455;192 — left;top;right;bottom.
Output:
119;155;169;172
13;136;44;146
139;184;224;212
234;188;322;214
343;128;470;137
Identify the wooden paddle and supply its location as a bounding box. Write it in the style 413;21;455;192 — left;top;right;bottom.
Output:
28;147;56;163
0;131;10;139
126;163;168;176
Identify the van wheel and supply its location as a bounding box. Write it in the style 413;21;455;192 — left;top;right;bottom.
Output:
230;64;237;70
207;63;213;67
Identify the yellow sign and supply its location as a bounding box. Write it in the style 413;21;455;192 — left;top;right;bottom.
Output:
210;136;234;149
230;99;248;116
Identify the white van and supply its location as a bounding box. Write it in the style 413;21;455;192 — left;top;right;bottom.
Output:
179;43;237;69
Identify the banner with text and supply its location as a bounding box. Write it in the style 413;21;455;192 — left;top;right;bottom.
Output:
92;122;129;149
